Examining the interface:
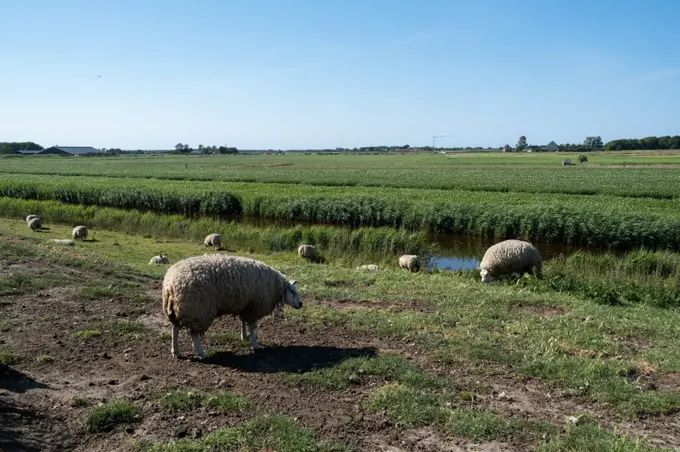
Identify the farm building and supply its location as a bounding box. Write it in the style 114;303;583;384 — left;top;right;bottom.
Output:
540;141;560;152
38;146;100;156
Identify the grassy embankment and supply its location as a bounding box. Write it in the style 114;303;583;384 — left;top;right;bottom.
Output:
1;219;679;450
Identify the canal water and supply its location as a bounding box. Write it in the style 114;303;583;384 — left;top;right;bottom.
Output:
225;215;616;272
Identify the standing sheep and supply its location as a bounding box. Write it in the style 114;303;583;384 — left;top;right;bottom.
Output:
26;214;39;224
162;254;302;359
203;233;221;250
149;254;169;265
479;239;542;283
398;255;420;272
72;225;88;241
28;217;42;231
297;244;316;260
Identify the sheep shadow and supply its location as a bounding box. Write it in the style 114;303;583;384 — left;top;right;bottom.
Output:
204;345;378;374
0;364;50;393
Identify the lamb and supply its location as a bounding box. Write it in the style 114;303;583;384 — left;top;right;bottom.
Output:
203;233;221;250
297;244;316;260
479;239;542;283
398;254;420;272
162;254;303;359
72;225;88;241
149;254;169;265
26;214;39;224
357;264;382;271
51;239;75;246
28;217;42;231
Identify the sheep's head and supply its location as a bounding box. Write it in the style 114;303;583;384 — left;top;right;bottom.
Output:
284;280;302;309
480;269;494;283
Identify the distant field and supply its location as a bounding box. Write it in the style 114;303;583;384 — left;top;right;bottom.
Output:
1;152;680;197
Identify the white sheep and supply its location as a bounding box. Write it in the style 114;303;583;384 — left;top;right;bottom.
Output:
203;233;221;250
357;264;382;271
51;239;75;246
149;254;169;265
479;239;542;283
297;244;316;260
162;254;302;359
28;217;42;231
398;254;420;272
26;214;39;224
72;225;88;241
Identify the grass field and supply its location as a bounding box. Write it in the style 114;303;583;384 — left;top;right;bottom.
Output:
1;219;680;450
1;151;680;450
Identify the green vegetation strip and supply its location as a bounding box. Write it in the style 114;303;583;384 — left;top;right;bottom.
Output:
2;153;680;198
0;197;431;259
137;414;350;452
2;173;680;250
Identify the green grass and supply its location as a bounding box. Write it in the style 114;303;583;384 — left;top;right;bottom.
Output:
86;399;141;432
36;354;54;363
284;352;445;390
73;329;102;340
537;420;668;451
137;413;350;452
3;172;680;250
160;389;249;413
366;383;522;441
0;197;432;260
0;352;19;365
2;152;680;198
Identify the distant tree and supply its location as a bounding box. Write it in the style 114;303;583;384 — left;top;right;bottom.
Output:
502;144;512;153
583;136;603;149
516;136;527;151
175;143;185;151
0;141;44;154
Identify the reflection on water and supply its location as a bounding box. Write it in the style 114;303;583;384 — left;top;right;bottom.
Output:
222;215;621;272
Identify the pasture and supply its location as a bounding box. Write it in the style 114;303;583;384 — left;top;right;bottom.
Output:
1;151;680;451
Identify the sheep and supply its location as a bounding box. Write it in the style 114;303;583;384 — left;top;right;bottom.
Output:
28;217;42;231
25;214;39;224
149;254;169;265
357;264;382;271
162;254;302;359
51;239;75;246
297;244;316;260
203;233;221;250
398;254;420;272
479;239;542;283
72;225;88;241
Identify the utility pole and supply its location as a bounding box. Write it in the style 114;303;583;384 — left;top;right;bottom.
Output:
432;135;447;150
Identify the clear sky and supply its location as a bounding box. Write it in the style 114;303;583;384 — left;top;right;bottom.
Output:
1;0;679;150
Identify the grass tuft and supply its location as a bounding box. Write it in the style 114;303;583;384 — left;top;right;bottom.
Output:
86;399;141;433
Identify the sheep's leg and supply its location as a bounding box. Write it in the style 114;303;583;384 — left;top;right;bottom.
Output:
248;324;261;350
171;324;181;359
240;320;248;341
190;332;207;359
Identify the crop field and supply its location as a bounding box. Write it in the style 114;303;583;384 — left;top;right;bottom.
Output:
2;152;680;198
1;152;680;450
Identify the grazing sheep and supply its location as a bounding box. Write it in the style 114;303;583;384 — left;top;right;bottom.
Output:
562;159;572;166
149;254;169;265
26;214;39;224
203;233;221;250
72;225;88;241
357;264;382;271
162;254;303;359
479;239;542;283
28;217;42;231
398;255;420;272
297;244;316;260
51;239;75;246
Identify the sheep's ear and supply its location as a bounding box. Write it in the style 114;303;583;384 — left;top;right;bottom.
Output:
288;280;298;286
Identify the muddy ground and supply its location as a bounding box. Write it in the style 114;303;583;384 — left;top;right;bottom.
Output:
1;250;679;452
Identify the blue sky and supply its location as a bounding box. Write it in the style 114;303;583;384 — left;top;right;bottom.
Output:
1;0;679;149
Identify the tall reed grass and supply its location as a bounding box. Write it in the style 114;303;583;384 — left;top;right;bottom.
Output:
0;197;431;259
